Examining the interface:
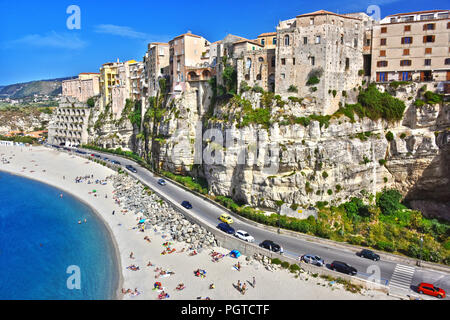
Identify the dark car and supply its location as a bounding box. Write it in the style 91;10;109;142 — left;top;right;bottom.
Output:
111;160;121;165
330;261;357;276
358;249;380;261
217;223;235;234
125;165;137;173
93;154;101;158
259;240;284;253
181;201;192;209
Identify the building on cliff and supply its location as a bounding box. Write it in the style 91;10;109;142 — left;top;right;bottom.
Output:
168;32;213;94
61;73;100;103
145;42;170;98
371;9;450;83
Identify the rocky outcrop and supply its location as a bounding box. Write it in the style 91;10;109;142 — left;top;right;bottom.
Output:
0;108;51;134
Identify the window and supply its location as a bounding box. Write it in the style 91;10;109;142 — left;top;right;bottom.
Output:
420;14;434;21
284;35;290;46
425;48;432;54
445;58;450;65
281;73;285;79
380;38;386;45
345;58;350;70
281;58;286;65
271;56;276;67
315;36;321;44
400;60;411;66
380;50;386;57
310;18;314;25
423;23;435;30
159;48;165;55
261;39;265;46
354;38;358;48
423;35;435;43
401;37;413;44
404;25;411;32
448;22;450;29
273;37;277;45
303;37;308;45
403;49;409;55
293;58;296;65
366;39;371;46
377;61;388;67
341;35;344;44
381;27;387;33
310;56;315;66
424;59;431;66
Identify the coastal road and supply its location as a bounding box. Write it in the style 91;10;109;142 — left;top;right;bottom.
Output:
75;147;450;299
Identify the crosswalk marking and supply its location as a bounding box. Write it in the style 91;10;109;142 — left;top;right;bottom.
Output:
389;264;415;292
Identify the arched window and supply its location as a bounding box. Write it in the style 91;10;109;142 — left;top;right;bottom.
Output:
284;35;290;46
246;58;252;70
258;57;264;62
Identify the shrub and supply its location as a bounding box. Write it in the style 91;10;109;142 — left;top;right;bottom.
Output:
424;91;442;105
358;69;365;76
376;241;395;252
280;261;290;269
289;264;301;273
376;189;403;215
288;85;298;93
252;85;264;94
322;171;328;179
342;90;347;97
240;81;251;93
87;97;95;108
306;76;320;86
414;99;425;107
271;258;282;265
379;159;387;166
385;131;394;141
400;133;407;139
327;189;333;195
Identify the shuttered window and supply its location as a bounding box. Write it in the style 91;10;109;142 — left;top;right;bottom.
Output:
377;61;388;67
400;60;411;66
423;35;435;43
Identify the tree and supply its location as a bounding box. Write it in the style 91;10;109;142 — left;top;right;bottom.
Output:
376;189;402;215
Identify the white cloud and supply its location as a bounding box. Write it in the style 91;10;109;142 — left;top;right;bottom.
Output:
94;24;170;43
5;31;87;50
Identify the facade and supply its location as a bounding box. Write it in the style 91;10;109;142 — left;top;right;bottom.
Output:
48;96;91;147
62;73;100;103
99;61;120;108
168;33;212;93
237;48;276;92
256;32;277;49
275;10;368;114
371;10;450;82
146;42;170;98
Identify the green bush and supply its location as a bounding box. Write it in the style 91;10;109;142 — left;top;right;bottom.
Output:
306;76;320;86
414;99;425;107
271;258;282;265
280;261;290;269
376;241;395;252
289;264;301;273
385;131;394;141
252;85;264;94
376;189;402;215
287;85;298;93
424;91;442;105
379;159;387;166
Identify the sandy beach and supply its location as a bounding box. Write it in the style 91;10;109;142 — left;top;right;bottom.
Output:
0;144;394;300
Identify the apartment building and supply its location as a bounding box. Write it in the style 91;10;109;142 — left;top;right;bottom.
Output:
99;61;120;107
168;33;212;93
62;73;100;103
129;60;145;101
275;10;368;114
145;42;170;97
237;48;276;92
48;96;91;147
372;10;450;82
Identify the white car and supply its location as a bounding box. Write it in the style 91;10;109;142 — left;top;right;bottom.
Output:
234;230;254;243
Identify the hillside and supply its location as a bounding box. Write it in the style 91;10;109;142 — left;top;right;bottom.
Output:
0;77;75;99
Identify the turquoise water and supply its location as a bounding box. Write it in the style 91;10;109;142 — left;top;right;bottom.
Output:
0;171;119;300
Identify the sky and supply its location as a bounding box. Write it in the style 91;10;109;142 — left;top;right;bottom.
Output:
0;0;446;85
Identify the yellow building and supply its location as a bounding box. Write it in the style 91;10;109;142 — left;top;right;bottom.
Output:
256;32;277;49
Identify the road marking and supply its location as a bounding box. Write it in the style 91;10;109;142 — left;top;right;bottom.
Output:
389;264;415;292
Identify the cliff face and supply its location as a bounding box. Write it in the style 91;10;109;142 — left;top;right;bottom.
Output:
144;82;449;220
0;108;51;134
90;81;448;220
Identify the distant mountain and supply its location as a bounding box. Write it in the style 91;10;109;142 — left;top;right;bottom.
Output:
0;77;76;99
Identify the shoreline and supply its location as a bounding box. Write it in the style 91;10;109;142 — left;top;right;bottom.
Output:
0;145;395;300
0;169;124;301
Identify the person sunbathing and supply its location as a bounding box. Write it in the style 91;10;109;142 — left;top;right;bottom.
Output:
176;283;185;291
147;261;154;267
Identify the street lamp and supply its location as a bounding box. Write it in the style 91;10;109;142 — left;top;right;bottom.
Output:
419;237;423;266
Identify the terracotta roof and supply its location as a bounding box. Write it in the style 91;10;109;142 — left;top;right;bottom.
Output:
150;42;168;45
296;9;362;20
79;73;100;75
386;9;449;17
172;33;202;40
258;32;277;37
233;39;263;46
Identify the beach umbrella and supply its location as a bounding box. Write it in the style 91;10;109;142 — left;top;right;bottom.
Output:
92;190;97;193
138;218;146;224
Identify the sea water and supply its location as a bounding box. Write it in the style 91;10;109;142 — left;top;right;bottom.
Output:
0;171;118;300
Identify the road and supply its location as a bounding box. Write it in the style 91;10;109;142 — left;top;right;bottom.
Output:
75;146;450;299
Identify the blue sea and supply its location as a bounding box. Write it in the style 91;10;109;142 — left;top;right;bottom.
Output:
0;171;119;300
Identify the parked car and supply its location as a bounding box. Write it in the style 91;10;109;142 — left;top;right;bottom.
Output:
259;240;283;253
125;165;137;173
217;223;235;234
358;249;380;261
181;201;192;209
330;261;357;276
234;230;254;242
300;254;324;266
417;283;446;299
103;157;110;161
158;179;167;186
111;160;121;165
219;213;234;224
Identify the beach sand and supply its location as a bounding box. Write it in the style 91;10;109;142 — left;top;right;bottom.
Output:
0;145;394;300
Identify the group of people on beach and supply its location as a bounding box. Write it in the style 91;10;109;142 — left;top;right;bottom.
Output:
235;277;256;295
74;175;93;183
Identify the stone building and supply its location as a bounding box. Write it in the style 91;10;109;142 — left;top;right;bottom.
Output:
62;73;100;103
371;9;450;82
275;10;368;115
168;32;212;93
47;96;91;147
237;48;276;92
